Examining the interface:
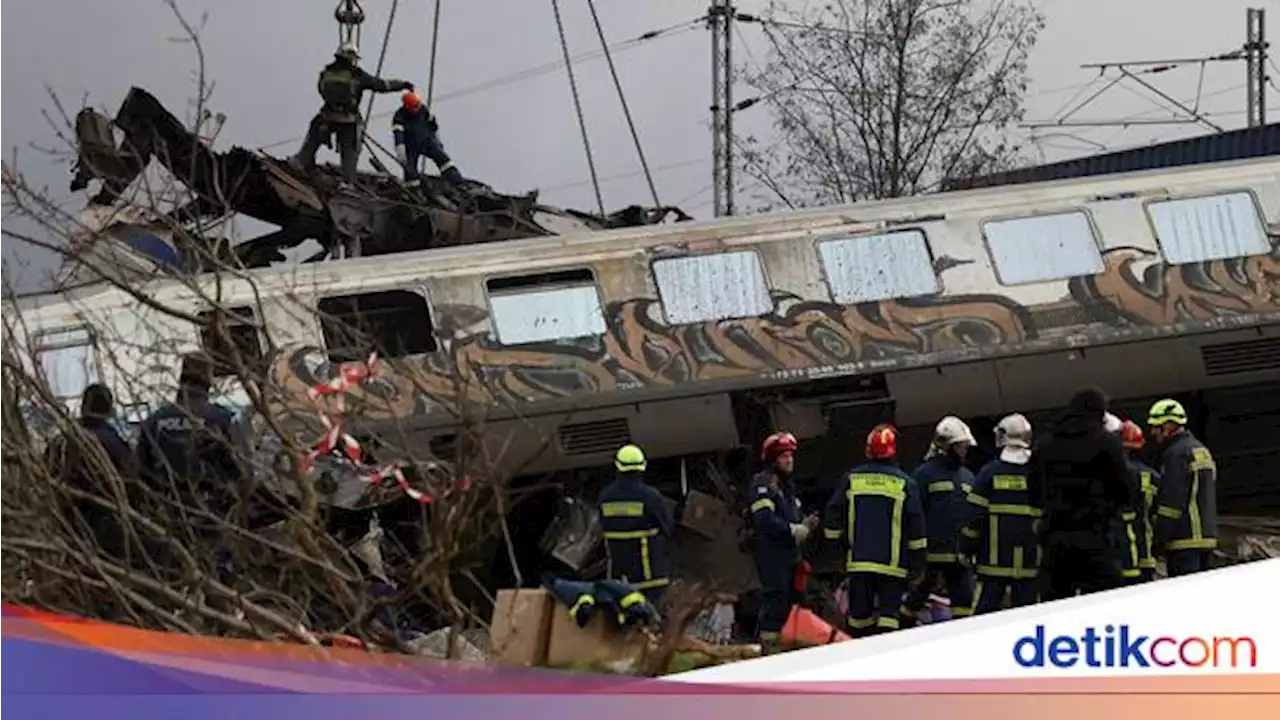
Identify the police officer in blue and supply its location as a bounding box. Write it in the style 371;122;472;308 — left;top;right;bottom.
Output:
960;413;1042;614
902;416;977;626
392;91;465;188
598;443;674;605
747;431;817;654
137;352;249;579
822;424;927;636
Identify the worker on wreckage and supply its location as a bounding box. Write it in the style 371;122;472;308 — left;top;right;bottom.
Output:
393;91;466;188
295;41;414;185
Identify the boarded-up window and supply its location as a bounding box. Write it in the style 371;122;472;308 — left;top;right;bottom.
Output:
34;327;99;400
1147;192;1271;265
318;289;437;363
486;269;606;345
983;211;1104;285
818;230;939;304
198;306;264;377
652;251;772;324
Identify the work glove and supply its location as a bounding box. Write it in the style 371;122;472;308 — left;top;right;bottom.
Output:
394;145;407;166
789;522;811;544
396;80;415;92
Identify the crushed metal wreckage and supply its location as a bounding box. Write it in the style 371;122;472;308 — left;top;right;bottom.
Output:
69;87;692;272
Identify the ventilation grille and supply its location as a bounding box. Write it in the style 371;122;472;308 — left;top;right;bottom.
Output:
1201;337;1280;377
558;418;631;456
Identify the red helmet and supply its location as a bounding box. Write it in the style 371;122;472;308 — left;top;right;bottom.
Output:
866;424;898;460
760;431;798;462
1120;420;1144;450
402;91;423;110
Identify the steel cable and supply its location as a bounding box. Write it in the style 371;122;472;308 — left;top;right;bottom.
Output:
550;0;605;216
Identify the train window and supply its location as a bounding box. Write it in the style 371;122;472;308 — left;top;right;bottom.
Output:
317;289;438;363
485;269;606;345
652;251;772;324
197;307;264;377
983;211;1104;285
1146;192;1271;265
33;326;100;400
818;229;940;304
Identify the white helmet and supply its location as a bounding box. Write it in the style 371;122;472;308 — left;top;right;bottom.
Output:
934;415;977;448
336;41;360;60
995;413;1032;449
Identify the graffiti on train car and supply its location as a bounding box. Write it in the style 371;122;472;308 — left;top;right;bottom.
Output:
268;290;1035;418
1069;241;1280;325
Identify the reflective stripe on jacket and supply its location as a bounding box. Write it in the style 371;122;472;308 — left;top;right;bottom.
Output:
961;458;1041;580
1153;432;1218;552
822;461;926;579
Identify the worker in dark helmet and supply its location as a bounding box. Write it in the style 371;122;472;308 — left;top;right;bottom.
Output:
961;413;1041;614
392;91;465;188
296;41;414;185
597;444;674;605
901;415;977;626
1030;387;1137;601
1146;398;1218;577
747;431;817;653
822;424;927;636
137;352;251;582
1115;420;1161;584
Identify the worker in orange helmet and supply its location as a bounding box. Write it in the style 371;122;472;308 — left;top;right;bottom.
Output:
1116;420;1162;583
392;91;465;187
745;431;817;654
821;424;927;637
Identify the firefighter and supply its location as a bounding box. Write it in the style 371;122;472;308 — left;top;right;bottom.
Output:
960;413;1041;614
901;416;977;625
1031;387;1136;600
1146;399;1218;577
1117;420;1161;583
392;91;465;187
822;424;927;637
747;431;817;653
295;42;414;185
597;444;674;605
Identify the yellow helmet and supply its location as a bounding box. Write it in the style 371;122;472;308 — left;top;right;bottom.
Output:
614;444;646;473
1147;398;1188;427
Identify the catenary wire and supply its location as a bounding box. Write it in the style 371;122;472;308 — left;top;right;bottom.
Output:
550;0;605;216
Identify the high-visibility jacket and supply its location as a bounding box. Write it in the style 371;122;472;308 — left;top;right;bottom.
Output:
746;470;805;591
1152;432;1218;552
961;458;1041;580
597;474;674;592
1119;459;1161;573
912;454;974;564
822;461;927;579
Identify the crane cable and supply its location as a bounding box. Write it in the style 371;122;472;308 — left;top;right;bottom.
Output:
359;0;401;166
585;0;660;207
426;0;444;108
550;0;606;216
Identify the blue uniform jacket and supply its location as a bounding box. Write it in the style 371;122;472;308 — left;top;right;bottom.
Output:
746;469;804;590
961;458;1041;580
597;474;674;592
822;460;927;579
912;454;974;564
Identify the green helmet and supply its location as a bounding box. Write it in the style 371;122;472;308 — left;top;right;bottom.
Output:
614;444;646;473
1147;398;1188;427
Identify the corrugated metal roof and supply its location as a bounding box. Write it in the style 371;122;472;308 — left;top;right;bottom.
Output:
944;123;1280;191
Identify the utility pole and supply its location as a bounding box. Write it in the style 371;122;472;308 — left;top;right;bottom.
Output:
1246;7;1268;127
708;1;735;217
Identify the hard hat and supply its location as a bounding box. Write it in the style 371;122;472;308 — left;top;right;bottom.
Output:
1147;398;1188;427
614;444;646;473
1103;412;1123;434
1120;420;1145;450
865;424;898;460
934;416;977;448
760;431;799;462
994;413;1032;449
402;91;422;110
336;41;360;60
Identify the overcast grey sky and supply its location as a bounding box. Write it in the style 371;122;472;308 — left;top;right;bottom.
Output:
2;0;1273;290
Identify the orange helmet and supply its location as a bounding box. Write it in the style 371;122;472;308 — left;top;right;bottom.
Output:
761;431;799;462
402;91;422;110
1120;420;1144;450
866;424;898;460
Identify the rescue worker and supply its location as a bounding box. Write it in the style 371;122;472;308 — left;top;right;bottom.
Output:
597;444;674;605
137;352;250;581
1030;387;1137;600
392;91;465;187
747;431;817;653
960;414;1041;614
1146;399;1218;577
296;42;414;185
822;424;927;637
1117;420;1161;583
901;416;977;626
